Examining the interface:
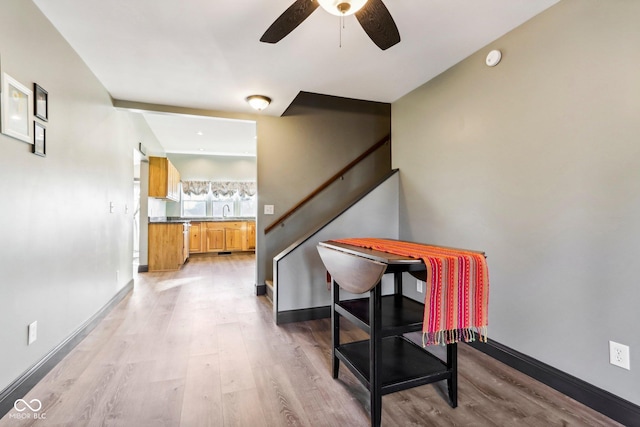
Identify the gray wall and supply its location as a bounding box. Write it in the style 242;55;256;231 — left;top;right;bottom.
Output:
256;94;391;289
0;1;161;392
392;0;640;404
275;173;399;313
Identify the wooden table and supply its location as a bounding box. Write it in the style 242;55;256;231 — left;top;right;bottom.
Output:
317;241;458;427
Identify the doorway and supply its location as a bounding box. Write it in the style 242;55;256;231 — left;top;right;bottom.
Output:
133;148;142;271
134;111;258;284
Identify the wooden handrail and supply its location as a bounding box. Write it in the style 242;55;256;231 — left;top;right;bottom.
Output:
264;135;391;234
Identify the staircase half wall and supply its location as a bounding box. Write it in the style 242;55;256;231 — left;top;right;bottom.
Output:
273;171;399;323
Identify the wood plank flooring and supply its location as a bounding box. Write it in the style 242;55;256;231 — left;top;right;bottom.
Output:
1;254;621;426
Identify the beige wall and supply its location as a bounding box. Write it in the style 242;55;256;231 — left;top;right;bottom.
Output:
392;0;640;404
0;0;161;391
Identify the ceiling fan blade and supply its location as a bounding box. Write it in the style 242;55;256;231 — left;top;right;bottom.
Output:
260;0;320;44
355;0;401;50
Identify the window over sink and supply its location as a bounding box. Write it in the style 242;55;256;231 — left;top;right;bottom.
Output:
181;181;256;218
182;200;207;217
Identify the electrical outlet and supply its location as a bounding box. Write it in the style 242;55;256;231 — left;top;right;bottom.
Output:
416;280;423;293
609;341;630;370
28;321;38;345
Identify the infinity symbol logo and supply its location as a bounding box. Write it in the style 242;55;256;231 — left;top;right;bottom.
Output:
14;399;42;412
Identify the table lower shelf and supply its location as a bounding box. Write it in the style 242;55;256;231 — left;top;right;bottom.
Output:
336;295;425;337
336;336;452;395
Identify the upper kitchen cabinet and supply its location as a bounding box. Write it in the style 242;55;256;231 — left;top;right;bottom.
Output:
149;156;181;201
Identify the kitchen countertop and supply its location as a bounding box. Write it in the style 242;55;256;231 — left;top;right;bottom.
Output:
149;217;256;224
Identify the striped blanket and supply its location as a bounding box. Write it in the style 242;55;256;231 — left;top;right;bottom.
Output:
333;238;489;346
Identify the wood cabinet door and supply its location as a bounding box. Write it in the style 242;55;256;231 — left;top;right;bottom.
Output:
149;156;180;201
245;222;256;250
168;164;174;200
189;223;202;253
170;162;181;201
148;223;183;271
206;225;225;252
225;226;244;251
183;228;189;262
149;157;169;198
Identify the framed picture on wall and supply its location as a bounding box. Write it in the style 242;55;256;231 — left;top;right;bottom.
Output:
34;83;48;121
1;73;33;144
33;122;46;157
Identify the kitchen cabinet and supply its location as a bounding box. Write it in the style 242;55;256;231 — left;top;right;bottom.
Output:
148;223;188;271
189;222;203;253
149;156;181;201
245;221;256;250
205;223;225;252
224;222;244;251
183;225;189;263
194;220;255;254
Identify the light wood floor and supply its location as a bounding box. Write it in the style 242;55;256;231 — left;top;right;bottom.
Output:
1;254;621;427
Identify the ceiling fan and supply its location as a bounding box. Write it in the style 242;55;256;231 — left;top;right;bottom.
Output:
260;0;401;50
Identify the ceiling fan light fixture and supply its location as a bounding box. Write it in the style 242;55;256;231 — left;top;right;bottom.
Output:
245;95;271;111
317;0;368;16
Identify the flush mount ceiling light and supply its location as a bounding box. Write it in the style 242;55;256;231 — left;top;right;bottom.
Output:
245;95;271;111
317;0;368;16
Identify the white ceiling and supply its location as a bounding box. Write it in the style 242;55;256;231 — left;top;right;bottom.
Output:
142;112;257;156
33;0;559;154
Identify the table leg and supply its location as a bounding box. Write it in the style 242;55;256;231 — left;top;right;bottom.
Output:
393;271;403;307
369;282;382;427
447;342;458;408
331;279;340;378
394;271;403;294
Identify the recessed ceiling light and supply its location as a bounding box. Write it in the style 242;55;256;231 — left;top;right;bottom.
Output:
196;131;203;136
199;148;205;151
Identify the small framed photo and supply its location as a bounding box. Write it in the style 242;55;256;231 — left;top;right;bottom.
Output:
1;73;33;144
33;122;46;157
34;83;48;122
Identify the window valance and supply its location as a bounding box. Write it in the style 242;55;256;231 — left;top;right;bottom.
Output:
236;182;257;198
211;181;257;199
183;181;256;199
181;180;210;196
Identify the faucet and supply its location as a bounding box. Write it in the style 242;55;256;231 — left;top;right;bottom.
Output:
223;204;231;218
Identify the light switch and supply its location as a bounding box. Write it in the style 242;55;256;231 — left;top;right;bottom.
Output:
264;205;274;215
109;202;115;213
28;321;37;345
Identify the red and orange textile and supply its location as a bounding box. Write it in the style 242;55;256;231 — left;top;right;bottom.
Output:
333;238;489;346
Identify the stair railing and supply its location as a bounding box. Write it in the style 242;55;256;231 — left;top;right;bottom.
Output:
264;134;391;234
